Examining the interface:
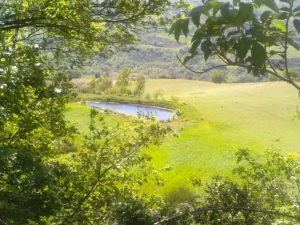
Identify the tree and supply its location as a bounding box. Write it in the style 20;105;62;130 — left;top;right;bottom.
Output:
89;75;113;93
0;0;170;224
134;74;146;96
116;67;132;95
58;110;168;224
170;0;300;94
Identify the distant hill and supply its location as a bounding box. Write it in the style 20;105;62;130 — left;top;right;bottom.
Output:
70;1;300;82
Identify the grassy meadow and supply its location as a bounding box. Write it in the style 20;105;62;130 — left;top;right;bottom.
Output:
67;79;300;198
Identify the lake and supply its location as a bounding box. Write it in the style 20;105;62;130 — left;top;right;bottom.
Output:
87;102;174;121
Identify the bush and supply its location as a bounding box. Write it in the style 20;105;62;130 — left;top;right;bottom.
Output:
153;90;164;100
133;74;146;97
210;71;227;84
97;76;113;92
165;186;196;207
116;67;132;94
88;75;113;93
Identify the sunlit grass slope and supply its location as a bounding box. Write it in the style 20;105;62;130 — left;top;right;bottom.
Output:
65;103;121;133
144;80;300;195
66;80;300;196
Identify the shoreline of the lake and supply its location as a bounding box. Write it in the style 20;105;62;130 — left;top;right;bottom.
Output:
86;101;175;121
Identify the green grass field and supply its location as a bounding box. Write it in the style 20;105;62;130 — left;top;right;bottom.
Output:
66;80;300;197
142;80;300;195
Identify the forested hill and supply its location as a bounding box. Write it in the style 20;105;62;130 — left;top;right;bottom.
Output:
70;0;300;82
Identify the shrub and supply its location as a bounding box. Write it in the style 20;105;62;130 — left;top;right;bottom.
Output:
210;71;226;84
165;186;196;207
88;75;113;93
153;90;164;100
116;67;132;94
133;74;146;97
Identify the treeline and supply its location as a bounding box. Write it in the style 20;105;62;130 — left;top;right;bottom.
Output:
68;32;300;83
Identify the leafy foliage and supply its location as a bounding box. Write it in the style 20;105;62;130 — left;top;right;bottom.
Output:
88;75;113;94
56;110;168;224
134;74;147;97
116;68;132;95
0;0;170;224
0;36;72;224
156;150;300;225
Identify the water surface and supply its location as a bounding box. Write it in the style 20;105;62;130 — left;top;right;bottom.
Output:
87;102;174;121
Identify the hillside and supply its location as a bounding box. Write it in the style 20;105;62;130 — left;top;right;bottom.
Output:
69;0;300;82
67;80;300;195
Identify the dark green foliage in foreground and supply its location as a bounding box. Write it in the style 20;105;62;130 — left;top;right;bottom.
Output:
156;150;300;225
58;110;168;224
0;0;169;224
0;38;73;224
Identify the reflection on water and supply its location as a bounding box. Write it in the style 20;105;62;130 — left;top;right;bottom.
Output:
87;102;174;121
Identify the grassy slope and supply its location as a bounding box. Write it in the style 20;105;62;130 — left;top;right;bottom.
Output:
143;80;300;195
66;80;300;196
65;103;122;133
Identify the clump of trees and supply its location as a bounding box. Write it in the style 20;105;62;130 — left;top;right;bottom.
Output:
102;68;147;97
89;75;113;93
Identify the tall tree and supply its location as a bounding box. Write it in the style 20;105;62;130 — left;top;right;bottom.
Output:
134;74;146;97
0;0;169;224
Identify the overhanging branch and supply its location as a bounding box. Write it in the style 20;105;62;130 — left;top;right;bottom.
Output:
176;55;229;74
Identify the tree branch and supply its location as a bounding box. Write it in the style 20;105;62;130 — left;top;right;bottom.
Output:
154;206;300;225
177;55;228;74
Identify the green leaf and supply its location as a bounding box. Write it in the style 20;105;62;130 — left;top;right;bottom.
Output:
207;0;224;15
251;42;267;67
293;6;300;13
169;20;182;42
260;10;273;22
233;0;239;6
220;3;230;19
293;19;300;34
273;20;286;32
191;28;204;43
287;38;300;50
261;0;279;12
295;12;300;18
201;39;212;61
189;6;202;27
169;21;177;35
183;55;193;64
190;39;202;55
277;12;288;20
236;3;253;26
236;37;252;59
280;7;290;12
181;19;190;37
